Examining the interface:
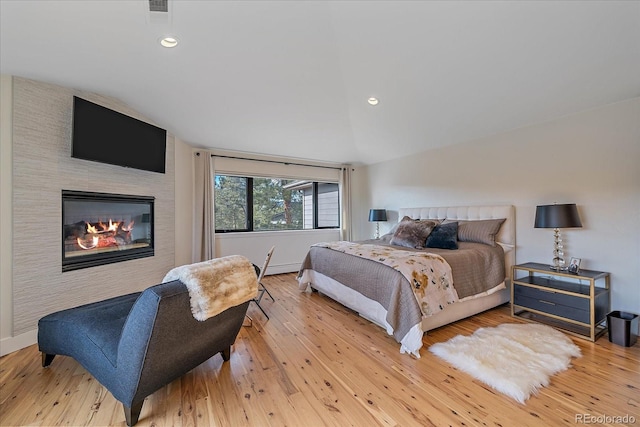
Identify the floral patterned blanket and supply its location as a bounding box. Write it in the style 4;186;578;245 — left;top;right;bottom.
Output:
312;241;459;316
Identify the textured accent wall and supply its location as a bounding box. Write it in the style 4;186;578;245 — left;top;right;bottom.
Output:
12;77;175;335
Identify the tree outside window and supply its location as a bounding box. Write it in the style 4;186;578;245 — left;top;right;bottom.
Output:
214;175;338;232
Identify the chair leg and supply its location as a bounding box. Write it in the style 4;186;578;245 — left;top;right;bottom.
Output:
221;346;231;362
42;353;56;367
255;285;267;303
250;285;270;320
250;298;270;320
124;401;144;427
262;285;275;302
256;302;270;320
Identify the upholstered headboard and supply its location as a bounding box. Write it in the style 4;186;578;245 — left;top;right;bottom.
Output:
398;205;516;276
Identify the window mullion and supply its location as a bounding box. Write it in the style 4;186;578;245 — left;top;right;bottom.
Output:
247;177;254;231
312;182;319;229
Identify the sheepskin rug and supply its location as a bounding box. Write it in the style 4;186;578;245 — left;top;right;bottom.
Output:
429;323;581;403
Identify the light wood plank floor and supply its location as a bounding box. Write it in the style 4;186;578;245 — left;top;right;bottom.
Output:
1;273;639;426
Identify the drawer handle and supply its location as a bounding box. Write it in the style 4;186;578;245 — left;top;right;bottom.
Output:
539;300;556;305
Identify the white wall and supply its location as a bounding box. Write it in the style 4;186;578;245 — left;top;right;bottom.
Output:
355;98;640;314
216;229;341;274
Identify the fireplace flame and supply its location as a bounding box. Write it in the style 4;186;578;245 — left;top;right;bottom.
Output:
98;219;120;233
87;219;131;234
78;219;135;250
121;220;135;232
77;236;99;250
107;219;119;232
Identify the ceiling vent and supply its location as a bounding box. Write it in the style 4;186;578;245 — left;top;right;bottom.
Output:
149;0;168;13
145;0;171;25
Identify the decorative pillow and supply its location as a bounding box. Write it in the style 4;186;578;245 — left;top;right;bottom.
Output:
380;215;417;242
379;220;403;243
425;222;459;250
390;218;438;249
445;218;506;247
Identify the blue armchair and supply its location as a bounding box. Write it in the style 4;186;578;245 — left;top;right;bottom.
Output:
38;279;250;426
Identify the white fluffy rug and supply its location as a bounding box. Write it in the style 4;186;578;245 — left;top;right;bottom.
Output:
429;323;581;403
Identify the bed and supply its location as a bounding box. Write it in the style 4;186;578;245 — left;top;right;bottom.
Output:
298;205;515;357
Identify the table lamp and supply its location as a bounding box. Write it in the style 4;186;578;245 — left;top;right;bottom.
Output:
368;209;387;239
534;203;582;270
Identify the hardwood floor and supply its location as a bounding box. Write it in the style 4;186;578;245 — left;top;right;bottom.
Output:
1;273;638;426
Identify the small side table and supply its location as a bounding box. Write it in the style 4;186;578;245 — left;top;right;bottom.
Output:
511;262;610;341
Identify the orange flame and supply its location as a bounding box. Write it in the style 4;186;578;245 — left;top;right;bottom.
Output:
98;220;119;232
77;236;99;250
79;219;135;250
107;219;119;232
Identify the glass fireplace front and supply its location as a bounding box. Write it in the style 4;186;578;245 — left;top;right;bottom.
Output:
62;190;154;272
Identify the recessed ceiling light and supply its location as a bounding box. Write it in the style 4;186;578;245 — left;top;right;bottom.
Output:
367;97;379;106
160;36;179;48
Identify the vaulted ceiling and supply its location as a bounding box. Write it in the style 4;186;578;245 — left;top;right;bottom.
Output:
1;1;639;165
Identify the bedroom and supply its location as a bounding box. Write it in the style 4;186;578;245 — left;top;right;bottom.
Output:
1;1;639;426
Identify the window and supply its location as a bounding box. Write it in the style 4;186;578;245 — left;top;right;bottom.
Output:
215;175;339;232
214;176;250;231
316;182;340;228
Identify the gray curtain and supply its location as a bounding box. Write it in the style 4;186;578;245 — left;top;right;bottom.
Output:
193;150;215;262
339;166;352;241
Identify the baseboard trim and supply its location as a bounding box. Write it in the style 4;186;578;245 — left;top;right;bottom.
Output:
1;329;37;356
264;262;300;275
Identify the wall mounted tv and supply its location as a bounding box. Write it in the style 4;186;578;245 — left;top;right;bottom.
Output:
72;96;167;173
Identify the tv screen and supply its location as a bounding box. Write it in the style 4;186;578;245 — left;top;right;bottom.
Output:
72;96;167;173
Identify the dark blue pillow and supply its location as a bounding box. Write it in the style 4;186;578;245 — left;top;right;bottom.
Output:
425;222;458;250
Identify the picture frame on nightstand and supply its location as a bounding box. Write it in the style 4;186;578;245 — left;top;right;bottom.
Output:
568;257;581;274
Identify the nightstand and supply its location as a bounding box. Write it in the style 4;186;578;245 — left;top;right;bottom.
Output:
511;262;610;341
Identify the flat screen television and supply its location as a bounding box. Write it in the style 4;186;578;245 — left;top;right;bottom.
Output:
72;96;167;173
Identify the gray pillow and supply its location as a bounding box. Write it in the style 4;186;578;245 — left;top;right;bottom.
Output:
390;218;439;249
425;222;459;250
444;218;505;246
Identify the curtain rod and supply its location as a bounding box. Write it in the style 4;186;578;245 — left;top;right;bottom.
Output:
197;153;344;171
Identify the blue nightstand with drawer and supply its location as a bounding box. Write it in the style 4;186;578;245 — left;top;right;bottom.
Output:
511;262;610;341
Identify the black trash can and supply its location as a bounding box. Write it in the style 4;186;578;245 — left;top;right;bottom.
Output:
607;311;639;347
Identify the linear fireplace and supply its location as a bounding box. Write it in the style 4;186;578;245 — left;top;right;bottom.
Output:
62;190;154;272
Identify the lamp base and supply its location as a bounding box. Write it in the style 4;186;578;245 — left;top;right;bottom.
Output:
550;228;567;272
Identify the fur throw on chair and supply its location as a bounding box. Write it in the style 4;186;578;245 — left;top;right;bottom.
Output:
163;255;258;321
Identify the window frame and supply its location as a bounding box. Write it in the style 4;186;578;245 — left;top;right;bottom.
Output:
312;182;340;229
213;176;253;233
214;175;339;233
